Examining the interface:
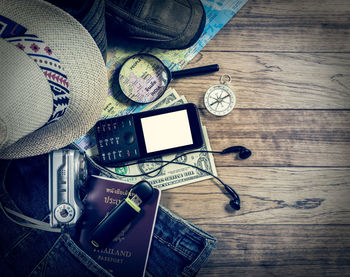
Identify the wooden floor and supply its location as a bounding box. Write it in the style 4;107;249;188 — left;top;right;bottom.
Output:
162;0;350;276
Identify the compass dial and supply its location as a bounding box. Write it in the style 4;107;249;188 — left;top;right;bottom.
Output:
204;84;236;116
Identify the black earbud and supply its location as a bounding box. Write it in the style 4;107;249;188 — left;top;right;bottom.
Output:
220;146;251;210
230;199;240;210
238;147;252;160
221;146;251;160
224;184;240;210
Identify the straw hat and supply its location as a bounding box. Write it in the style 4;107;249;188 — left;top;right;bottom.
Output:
0;0;108;159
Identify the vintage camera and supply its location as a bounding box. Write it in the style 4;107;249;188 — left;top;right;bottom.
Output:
49;149;87;228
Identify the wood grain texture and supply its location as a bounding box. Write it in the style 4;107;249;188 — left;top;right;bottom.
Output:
200;225;350;276
161;168;350;224
161;0;350;276
204;0;350;52
173;52;350;109
202;110;350;167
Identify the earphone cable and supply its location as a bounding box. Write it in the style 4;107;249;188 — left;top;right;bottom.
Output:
84;151;227;188
72;143;242;209
86;148;224;179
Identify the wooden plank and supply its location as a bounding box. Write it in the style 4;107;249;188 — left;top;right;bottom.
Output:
160;167;350;224
172;52;350;109
196;224;350;276
199;266;350;277
203;0;350;52
195;109;350;167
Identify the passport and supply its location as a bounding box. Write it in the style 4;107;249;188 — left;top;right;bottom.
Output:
77;175;161;277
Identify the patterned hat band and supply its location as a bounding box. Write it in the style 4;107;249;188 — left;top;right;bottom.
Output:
0;14;70;126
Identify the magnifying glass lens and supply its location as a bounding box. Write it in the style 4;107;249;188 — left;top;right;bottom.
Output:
119;54;169;103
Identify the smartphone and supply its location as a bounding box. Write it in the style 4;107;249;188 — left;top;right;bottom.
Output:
95;103;203;165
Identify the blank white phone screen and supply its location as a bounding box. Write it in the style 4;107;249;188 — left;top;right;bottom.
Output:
140;110;193;153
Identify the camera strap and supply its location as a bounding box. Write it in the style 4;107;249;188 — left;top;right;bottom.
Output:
0;161;62;233
0;201;62;233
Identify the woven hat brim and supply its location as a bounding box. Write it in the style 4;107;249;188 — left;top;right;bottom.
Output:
0;0;108;159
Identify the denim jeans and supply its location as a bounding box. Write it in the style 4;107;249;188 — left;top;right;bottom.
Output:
0;153;216;276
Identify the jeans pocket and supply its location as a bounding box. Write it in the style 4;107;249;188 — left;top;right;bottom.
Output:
146;206;216;277
182;236;216;277
30;234;113;277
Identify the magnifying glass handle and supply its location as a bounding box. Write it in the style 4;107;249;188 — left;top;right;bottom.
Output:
171;64;219;79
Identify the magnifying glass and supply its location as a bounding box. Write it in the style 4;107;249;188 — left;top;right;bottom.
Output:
118;53;219;104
